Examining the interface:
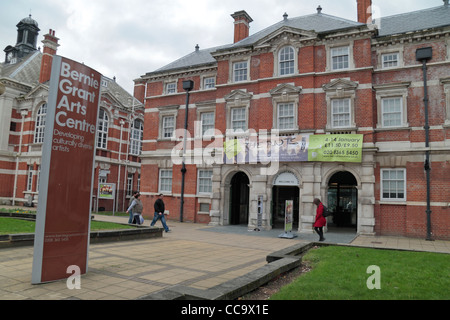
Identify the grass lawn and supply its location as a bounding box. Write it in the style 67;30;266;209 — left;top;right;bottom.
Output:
270;246;450;300
0;217;135;235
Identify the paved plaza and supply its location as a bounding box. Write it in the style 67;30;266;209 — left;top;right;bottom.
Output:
0;214;449;300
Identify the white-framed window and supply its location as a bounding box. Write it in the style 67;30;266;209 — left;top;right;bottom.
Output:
27;165;34;191
162;115;175;138
331;46;349;70
126;173;133;197
233;61;248;82
331;99;351;128
277;103;295;130
97;108;109;149
381;169;406;201
198;170;213;194
381;97;402;127
34;103;47;144
130;119;144;155
231;107;247;131
203;77;215;89
279;46;295;76
159;169;173;193
374;83;409;129
165;82;177;94
201;112;215;136
382;52;399;69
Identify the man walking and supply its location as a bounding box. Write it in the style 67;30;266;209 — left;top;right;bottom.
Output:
151;194;170;232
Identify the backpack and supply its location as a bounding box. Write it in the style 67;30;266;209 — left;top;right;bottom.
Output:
322;205;332;217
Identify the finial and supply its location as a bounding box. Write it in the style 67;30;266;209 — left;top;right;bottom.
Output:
317;5;322;14
283;12;288;20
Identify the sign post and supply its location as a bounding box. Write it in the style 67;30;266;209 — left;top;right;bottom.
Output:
32;56;102;284
279;200;297;239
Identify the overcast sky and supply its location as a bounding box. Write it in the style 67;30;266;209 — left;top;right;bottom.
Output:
0;0;445;93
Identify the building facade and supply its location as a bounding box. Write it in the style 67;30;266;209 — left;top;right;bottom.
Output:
135;1;450;240
0;16;144;212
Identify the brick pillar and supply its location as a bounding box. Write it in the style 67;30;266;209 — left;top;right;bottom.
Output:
39;29;60;84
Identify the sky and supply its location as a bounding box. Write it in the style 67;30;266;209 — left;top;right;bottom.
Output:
0;0;445;94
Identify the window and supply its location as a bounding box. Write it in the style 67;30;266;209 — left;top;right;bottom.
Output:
381;169;406;201
126;173;133;197
166;82;177;94
278;103;295;130
382;52;399;68
279;46;295;76
159;169;172;193
97;108;109;149
231;108;246;131
233;61;248;82
130;119;144;155
331;46;349;70
331;99;351;128
34;103;47;144
162;116;175;138
198;170;213;194
201;112;215;136
381;97;402;127
203;77;215;89
27;165;34;191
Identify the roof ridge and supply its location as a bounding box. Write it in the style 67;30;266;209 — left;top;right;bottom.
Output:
9;51;41;78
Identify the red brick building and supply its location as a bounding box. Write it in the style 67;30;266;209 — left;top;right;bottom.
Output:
135;0;450;240
0;16;144;212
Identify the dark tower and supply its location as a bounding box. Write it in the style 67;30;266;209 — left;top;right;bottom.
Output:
4;15;40;64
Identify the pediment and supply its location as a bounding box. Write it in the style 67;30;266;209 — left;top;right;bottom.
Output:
255;26;318;49
270;83;302;96
224;89;253;102
322;78;359;92
24;83;49;100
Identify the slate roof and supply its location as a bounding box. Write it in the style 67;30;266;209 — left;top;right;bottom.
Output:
146;3;450;76
0;51;142;109
0;51;42;87
376;4;450;37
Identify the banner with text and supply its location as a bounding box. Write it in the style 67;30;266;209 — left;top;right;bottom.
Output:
308;134;363;163
32;56;102;284
223;134;363;164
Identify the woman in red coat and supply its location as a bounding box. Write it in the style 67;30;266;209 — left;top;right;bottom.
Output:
313;198;326;241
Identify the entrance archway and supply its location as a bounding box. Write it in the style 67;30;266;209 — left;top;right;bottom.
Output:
272;171;300;229
229;172;249;225
327;171;358;229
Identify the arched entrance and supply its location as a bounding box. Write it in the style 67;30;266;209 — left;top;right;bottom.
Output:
229;172;249;225
272;172;300;229
327;171;358;230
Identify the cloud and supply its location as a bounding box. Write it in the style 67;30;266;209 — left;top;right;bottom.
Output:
1;0;445;94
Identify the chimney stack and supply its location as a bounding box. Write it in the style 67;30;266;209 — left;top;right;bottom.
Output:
357;0;372;24
231;11;253;43
39;29;60;83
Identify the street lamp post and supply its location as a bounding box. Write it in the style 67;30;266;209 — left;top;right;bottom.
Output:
416;47;433;241
180;80;194;222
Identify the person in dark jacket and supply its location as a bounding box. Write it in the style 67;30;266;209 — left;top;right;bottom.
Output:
313;198;326;241
151;194;170;232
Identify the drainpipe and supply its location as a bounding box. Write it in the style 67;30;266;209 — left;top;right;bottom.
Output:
12;109;29;206
416;47;433;241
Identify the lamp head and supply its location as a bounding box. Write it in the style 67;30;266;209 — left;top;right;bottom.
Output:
182;80;194;92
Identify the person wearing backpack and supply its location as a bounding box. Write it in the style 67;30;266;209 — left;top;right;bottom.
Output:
313;198;326;241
